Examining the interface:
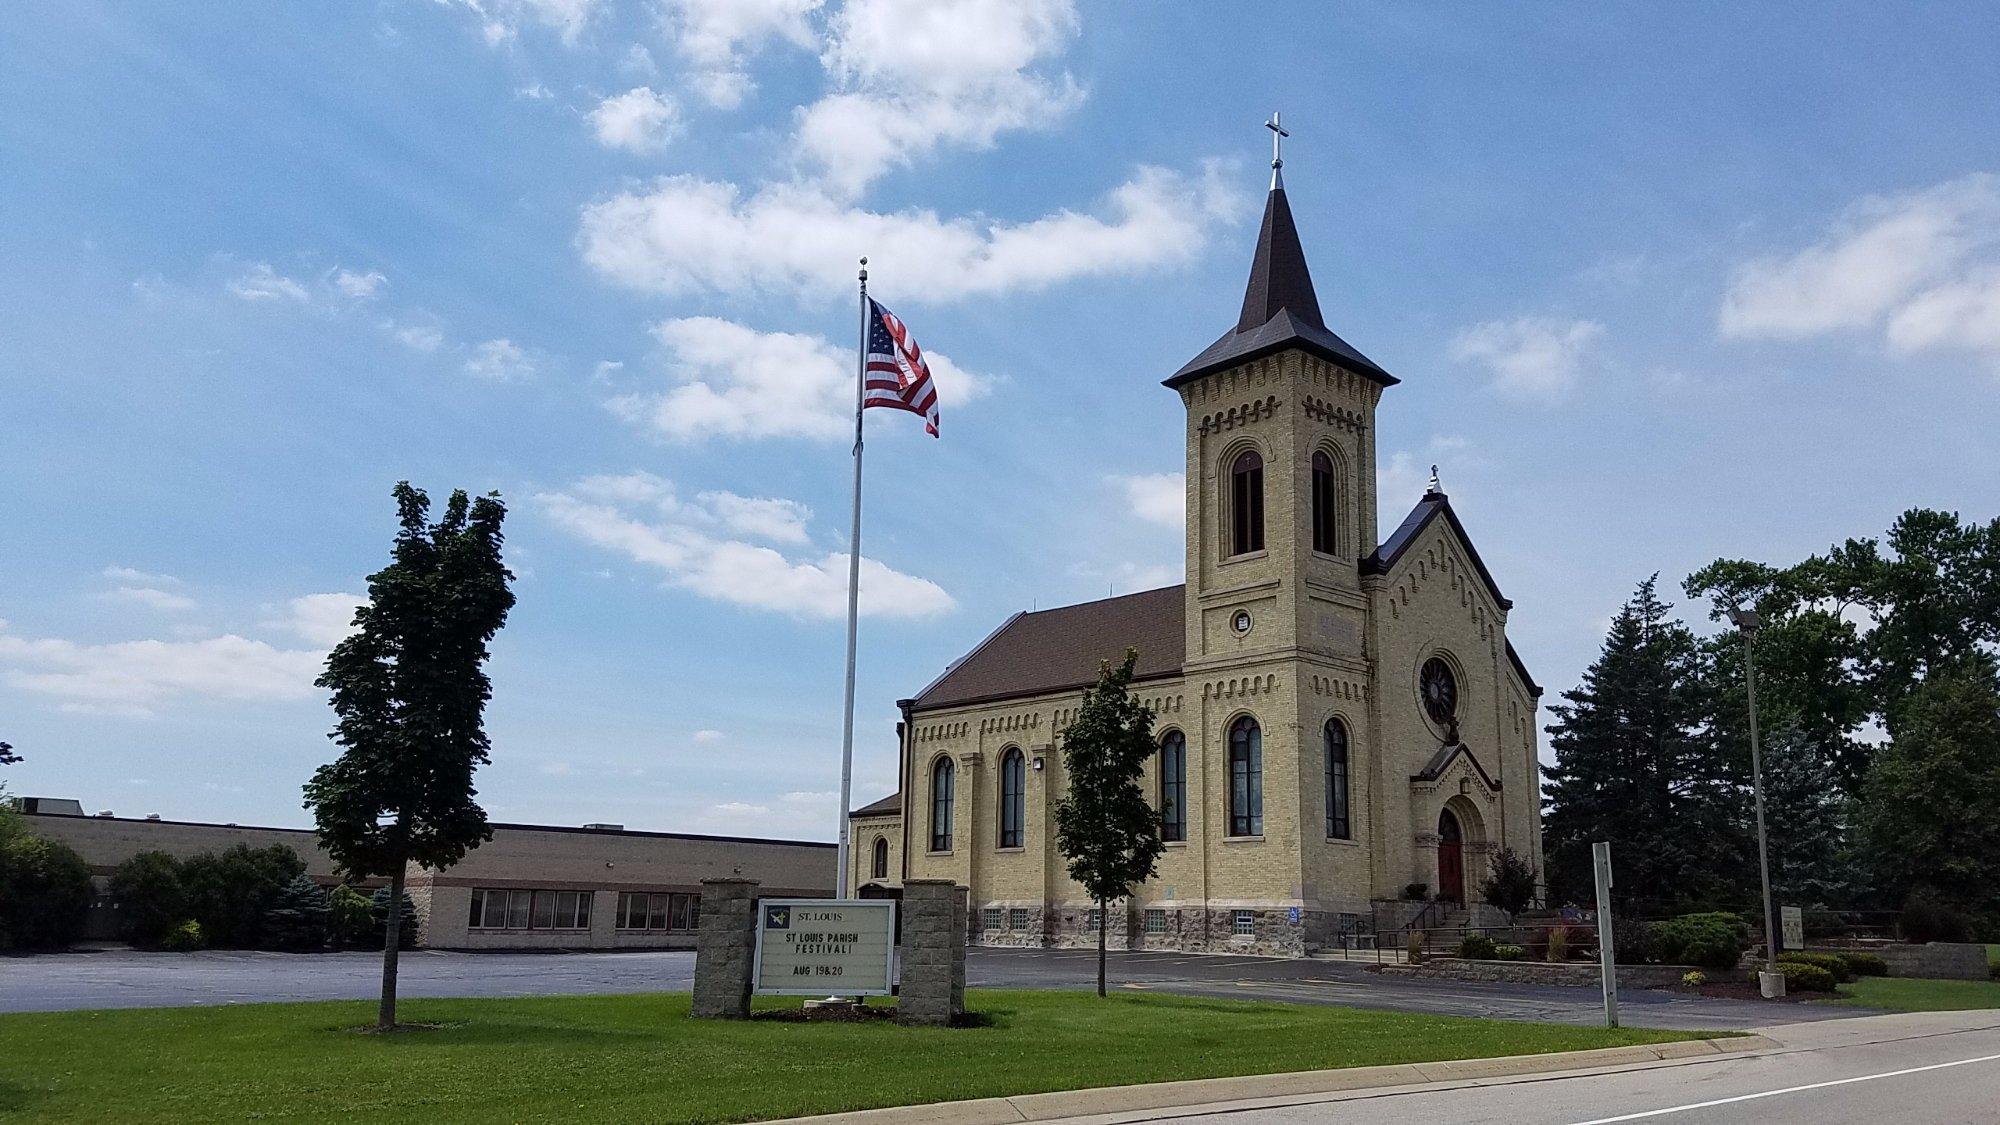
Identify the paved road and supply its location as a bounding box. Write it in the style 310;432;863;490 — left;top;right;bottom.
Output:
1064;1010;2000;1124
0;946;1868;1030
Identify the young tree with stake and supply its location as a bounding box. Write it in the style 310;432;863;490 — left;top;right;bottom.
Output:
305;483;514;1030
1054;650;1166;997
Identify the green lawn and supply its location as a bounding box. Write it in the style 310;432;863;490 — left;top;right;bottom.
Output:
1830;976;2000;1012
0;990;1709;1123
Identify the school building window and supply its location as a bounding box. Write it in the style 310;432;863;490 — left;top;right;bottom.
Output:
468;889;592;931
615;891;700;932
1232;909;1255;936
1144;909;1166;935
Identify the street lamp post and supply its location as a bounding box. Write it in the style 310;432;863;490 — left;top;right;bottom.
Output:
1729;606;1783;997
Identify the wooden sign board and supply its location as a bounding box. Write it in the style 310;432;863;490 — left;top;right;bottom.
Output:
752;899;896;996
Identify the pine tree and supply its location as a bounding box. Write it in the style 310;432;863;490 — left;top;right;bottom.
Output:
1054;650;1166;997
305;482;514;1029
263;874;334;951
1857;669;2000;920
1542;577;1749;914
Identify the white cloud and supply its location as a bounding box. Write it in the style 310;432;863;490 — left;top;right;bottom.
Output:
441;0;601;44
101;566;181;587
608;316;985;442
274;593;367;648
103;586;198;613
1885;266;2000;366
332;268;388;299
1720;174;2000;342
1110;473;1184;531
517;82;553;100
466;338;535;380
656;0;821;109
799;0;1081;198
393;323;446;352
537;477;952;619
697;491;812;544
226;262;309;303
0;631;324;716
1450;317;1604;401
579;164;1240;304
692;728;726;744
589;86;681;153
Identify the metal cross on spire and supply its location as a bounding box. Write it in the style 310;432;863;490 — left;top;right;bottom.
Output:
1266;111;1289;189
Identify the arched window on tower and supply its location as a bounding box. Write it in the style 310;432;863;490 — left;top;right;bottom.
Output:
929;757;955;852
1158;731;1187;843
1228;716;1263;836
871;836;889;879
1325;718;1351;840
1230;450;1265;556
1311;450;1338;555
998;748;1025;848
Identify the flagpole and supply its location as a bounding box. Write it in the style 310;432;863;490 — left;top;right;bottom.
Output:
835;257;868;901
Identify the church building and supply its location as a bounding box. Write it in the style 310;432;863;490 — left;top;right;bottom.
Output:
848;142;1545;955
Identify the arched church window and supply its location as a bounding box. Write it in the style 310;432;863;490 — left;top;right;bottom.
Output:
1325;719;1351;840
929;757;955;852
871;836;888;879
1158;731;1187;843
1420;658;1459;729
998;748;1025;848
1230;450;1265;556
1311;450;1338;555
1228;716;1263;836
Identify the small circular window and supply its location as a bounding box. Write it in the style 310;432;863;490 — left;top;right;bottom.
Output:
1420;657;1458;726
1232;609;1253;635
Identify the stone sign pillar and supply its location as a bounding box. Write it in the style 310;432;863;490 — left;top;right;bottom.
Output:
692;877;759;1019
899;879;967;1026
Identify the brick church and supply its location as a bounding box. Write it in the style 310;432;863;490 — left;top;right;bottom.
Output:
848;146;1545;955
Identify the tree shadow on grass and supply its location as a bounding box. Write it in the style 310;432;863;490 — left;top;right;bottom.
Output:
322;1020;659;1048
0;1079;44;1115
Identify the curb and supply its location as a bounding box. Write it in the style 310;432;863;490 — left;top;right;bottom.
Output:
773;1035;1774;1125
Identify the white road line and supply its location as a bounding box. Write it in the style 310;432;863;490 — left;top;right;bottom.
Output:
1566;1051;2000;1124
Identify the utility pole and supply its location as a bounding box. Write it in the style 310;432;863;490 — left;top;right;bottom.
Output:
1729;605;1783;998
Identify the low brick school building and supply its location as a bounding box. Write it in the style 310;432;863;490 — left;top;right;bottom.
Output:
19;803;834;950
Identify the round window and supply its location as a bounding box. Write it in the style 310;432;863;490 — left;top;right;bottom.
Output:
1420;657;1458;726
1232;609;1253;635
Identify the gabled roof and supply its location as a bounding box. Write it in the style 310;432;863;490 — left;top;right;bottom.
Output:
908;585;1185;712
1361;489;1513;611
850;792;901;818
1165;184;1395;389
1411;742;1501;790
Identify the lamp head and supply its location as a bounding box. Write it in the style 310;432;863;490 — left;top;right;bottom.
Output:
1727;606;1761;635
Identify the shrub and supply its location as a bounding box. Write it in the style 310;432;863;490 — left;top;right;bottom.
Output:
1777;951;1852;983
328;885;376;949
108;851;186;947
1899;893;1973;945
1652;912;1750;970
0;834;95;950
1458;933;1498;960
1545;925;1569;963
1681;970;1706;987
262;875;332;951
160;919;206;952
370;887;419;950
1493;944;1524;961
1839;952;1889;978
1613;919;1656;965
1402;883;1430;902
179;844;308;948
1480;847;1538;916
1759;961;1835;993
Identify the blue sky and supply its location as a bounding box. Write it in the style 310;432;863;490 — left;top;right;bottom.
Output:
4;1;1997;840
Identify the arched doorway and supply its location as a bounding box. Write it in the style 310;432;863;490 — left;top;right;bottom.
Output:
1437;809;1465;903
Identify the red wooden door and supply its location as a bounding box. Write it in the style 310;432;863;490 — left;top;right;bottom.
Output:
1437;810;1465;903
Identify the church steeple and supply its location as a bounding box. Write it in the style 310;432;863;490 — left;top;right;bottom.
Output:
1164;118;1397;390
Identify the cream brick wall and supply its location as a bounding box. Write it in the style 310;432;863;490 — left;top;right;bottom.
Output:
851;813;902;890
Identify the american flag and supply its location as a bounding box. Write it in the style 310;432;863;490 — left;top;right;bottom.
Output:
864;298;939;437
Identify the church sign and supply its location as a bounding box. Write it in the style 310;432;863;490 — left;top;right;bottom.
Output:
752;899;897;996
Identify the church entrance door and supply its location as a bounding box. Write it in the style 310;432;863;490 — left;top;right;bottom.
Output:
1437;809;1464;904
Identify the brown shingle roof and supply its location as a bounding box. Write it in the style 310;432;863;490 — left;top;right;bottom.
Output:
850;792;901;818
909;585;1186;712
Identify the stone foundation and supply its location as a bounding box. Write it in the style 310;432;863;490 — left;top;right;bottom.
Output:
1874;942;1991;981
970;902;1331;956
1378;957;1694;990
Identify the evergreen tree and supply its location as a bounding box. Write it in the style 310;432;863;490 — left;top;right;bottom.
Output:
1857;670;2000;922
1756;725;1858;907
1542;577;1749;913
263;875;333;951
370;887;421;950
1054;650;1165;997
305;482;514;1029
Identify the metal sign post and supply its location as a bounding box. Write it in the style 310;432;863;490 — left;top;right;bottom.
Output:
1592;841;1619;1029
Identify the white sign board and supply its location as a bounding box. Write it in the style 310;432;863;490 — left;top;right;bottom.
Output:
753;899;896;996
1781;905;1804;951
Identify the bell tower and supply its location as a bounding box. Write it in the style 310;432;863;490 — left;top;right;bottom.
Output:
1166;117;1398;672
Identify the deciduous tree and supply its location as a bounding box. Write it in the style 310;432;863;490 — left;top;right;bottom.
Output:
1054;650;1165;997
305;482;514;1029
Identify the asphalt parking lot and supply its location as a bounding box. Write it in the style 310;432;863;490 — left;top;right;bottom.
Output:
0;945;1869;1030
